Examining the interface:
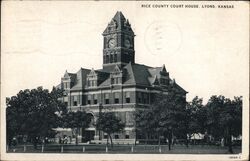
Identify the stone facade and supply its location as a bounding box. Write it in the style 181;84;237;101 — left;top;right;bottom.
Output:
56;11;187;144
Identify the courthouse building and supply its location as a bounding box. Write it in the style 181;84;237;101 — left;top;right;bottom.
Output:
56;11;187;144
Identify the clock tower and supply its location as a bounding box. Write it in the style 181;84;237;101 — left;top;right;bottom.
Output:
102;11;135;71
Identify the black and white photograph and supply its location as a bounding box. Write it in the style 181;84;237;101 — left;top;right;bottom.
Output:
1;1;249;161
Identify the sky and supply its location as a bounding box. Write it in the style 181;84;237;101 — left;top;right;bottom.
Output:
1;1;249;103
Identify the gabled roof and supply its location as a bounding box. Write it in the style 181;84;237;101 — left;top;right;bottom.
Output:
148;67;162;83
111;65;122;74
152;75;160;85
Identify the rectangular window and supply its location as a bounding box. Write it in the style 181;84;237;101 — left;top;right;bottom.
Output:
104;134;108;139
143;93;148;104
126;98;130;103
115;135;119;139
138;92;142;103
73;96;78;106
125;92;130;103
105;93;109;104
125;135;129;139
114;92;119;104
115;98;119;104
87;95;92;105
93;94;98;104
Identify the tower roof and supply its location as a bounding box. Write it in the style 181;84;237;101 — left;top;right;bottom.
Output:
103;11;134;35
113;11;126;25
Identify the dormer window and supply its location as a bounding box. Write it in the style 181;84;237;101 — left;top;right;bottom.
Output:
87;79;97;87
110;65;122;85
87;69;99;88
62;81;71;90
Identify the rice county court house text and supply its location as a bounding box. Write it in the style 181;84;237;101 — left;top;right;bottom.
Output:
56;11;187;144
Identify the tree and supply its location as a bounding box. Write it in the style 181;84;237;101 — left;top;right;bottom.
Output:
135;91;186;150
184;96;205;147
135;108;155;144
205;95;242;153
154;92;186;150
62;111;91;144
6;87;66;148
96;112;125;148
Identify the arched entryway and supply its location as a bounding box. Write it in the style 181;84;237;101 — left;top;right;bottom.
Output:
82;113;95;143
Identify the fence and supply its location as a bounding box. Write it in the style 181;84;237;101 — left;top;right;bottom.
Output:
7;143;241;154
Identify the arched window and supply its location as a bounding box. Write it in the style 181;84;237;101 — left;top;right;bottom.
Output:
110;55;113;63
114;54;117;62
106;55;109;63
87;80;90;86
103;56;106;63
87;113;95;127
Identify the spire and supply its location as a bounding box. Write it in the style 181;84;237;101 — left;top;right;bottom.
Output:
161;64;167;72
113;11;126;27
64;70;69;77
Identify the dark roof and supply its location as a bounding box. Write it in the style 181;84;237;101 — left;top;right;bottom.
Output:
55;83;61;89
71;68;91;90
130;63;151;86
172;79;188;94
63;62;186;94
103;11;134;35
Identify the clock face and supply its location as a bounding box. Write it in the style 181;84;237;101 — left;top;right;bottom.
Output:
108;38;116;48
125;39;131;48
